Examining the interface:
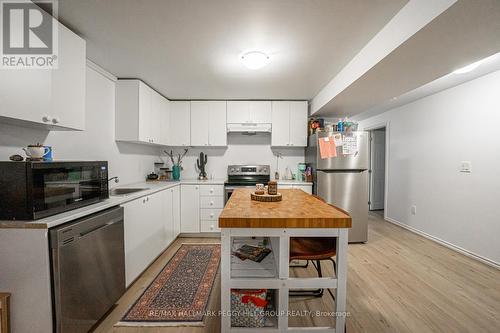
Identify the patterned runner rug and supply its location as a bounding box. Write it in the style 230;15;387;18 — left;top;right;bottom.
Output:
117;243;220;327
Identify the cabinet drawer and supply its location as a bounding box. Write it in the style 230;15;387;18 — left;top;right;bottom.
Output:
199;185;224;196
200;196;224;209
200;208;222;221
201;219;221;232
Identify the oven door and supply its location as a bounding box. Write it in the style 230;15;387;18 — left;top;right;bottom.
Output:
30;162;108;219
224;185;255;204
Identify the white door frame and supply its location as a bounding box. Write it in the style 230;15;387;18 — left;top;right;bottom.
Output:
363;121;390;219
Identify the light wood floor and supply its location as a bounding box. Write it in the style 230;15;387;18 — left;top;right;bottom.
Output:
95;213;500;333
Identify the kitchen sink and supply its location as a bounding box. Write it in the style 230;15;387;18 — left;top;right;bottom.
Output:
109;188;149;196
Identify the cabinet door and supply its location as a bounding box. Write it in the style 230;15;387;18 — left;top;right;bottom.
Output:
51;23;86;130
289;101;308;147
227;101;249;123
160;97;170;145
172;186;181;238
145;193;168;260
208;101;227;146
138;82;153;143
271;101;290;146
0;69;51;125
250;101;272;123
293;185;312;194
150;91;164;144
190;101;210;146
163;188;174;245
169;101;191;146
123;197;151;286
180;185;200;233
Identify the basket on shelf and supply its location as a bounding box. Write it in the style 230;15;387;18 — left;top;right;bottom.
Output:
230;289;268;327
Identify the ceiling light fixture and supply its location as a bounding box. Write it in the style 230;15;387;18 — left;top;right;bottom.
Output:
241;51;270;70
452;59;486;74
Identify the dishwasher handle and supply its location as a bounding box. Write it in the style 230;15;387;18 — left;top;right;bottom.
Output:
79;216;123;237
50;206;124;249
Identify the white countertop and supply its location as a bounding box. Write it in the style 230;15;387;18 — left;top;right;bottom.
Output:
0;178;310;229
277;180;313;185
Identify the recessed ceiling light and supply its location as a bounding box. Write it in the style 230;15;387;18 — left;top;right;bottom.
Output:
241;51;270;70
452;59;485;74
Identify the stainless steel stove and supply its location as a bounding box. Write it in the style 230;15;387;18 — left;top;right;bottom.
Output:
224;165;270;203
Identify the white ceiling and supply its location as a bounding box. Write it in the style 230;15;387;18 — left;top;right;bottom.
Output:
313;0;500;117
55;0;407;100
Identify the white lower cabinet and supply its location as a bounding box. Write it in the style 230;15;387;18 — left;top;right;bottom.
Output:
278;184;313;194
180;185;200;233
294;185;313;194
181;184;224;233
172;185;181;237
123;187;177;286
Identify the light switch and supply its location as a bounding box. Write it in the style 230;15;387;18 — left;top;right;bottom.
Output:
411;205;416;215
460;161;472;173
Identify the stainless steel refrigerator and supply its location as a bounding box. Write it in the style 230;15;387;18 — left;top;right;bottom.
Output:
306;131;369;243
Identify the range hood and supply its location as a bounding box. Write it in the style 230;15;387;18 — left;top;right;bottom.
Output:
227;123;272;134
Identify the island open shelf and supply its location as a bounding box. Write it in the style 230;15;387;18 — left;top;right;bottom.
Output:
220;189;351;333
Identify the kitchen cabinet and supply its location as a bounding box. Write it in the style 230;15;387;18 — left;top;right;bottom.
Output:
180;185;200;233
180;184;224;233
294;185;313;194
172;186;181;237
190;101;227;146
227;101;271;124
123;189;174;286
271;101;308;147
116;80;169;145
0;21;86;130
200;184;224;232
168;101;191;146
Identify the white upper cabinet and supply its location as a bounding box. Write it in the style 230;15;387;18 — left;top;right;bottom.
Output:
116;79;169;145
50;23;86;130
271;101;308;147
289;101;308;146
168;101;191;146
190;101;227;146
0;20;86;131
227;101;271;124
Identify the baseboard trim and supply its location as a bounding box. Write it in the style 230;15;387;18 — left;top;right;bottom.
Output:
384;217;500;270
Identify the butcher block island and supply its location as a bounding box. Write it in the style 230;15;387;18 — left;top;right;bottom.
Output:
219;189;351;333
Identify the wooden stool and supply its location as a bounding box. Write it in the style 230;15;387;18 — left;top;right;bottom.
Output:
289;196;350;300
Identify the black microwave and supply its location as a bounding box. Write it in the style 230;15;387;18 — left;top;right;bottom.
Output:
0;161;109;220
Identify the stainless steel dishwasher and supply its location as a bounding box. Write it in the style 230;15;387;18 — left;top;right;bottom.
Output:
50;206;125;333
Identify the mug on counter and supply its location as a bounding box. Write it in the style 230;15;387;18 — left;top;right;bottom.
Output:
255;183;265;195
43;146;53;161
23;145;50;160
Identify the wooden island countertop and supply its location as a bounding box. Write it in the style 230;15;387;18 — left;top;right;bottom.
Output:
219;188;352;228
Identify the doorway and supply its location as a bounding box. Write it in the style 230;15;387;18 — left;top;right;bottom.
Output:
369;127;386;211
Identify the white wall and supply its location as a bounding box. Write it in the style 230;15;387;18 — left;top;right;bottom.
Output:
359;69;500;266
0;65;305;184
171;133;304;180
0;66;161;185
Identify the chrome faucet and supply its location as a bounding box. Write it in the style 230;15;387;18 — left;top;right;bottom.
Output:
108;176;119;184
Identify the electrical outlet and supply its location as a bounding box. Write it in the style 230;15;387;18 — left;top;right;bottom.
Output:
460;161;472;173
411;205;417;215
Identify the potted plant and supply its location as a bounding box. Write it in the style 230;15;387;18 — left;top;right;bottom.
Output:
164;149;188;180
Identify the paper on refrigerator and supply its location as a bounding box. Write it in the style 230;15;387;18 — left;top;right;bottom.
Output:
319;136;337;159
342;135;358;155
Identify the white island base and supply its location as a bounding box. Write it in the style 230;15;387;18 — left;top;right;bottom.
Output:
221;227;348;333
